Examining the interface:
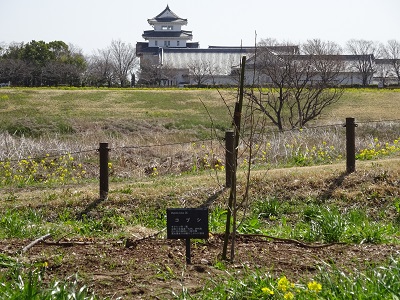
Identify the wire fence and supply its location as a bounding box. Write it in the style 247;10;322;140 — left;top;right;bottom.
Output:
0;118;399;189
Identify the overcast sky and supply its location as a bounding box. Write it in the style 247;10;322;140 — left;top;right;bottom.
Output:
1;0;399;55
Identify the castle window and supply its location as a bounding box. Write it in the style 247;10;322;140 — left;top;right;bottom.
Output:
164;41;170;47
162;25;173;30
155;41;158;46
177;41;180;46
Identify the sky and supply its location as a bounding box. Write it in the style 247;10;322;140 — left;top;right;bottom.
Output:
1;0;399;55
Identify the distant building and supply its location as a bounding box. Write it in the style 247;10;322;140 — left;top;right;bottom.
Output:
374;59;400;86
136;6;253;86
136;6;398;87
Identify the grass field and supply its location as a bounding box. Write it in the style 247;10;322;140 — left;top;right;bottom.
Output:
1;87;399;137
0;88;234;139
0;87;399;299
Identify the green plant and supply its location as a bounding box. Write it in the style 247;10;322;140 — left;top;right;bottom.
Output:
317;258;400;299
0;254;18;269
238;217;263;234
155;264;176;281
345;210;389;244
394;198;400;224
133;208;167;230
255;197;281;219
208;207;228;232
0;268;98;300
301;206;346;243
0;209;44;238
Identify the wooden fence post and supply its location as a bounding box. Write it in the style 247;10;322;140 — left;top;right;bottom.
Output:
225;130;235;188
99;142;110;199
345;118;357;173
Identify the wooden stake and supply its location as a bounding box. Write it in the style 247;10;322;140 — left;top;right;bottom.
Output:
222;56;246;261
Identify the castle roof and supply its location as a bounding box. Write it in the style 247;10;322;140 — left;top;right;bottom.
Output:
142;30;193;39
148;5;188;25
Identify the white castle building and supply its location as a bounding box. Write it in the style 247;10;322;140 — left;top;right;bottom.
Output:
136;6;399;87
136;5;253;86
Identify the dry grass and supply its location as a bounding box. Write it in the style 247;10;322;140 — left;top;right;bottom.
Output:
0;87;399;193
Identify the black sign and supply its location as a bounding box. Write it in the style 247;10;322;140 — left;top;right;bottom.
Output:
166;208;209;239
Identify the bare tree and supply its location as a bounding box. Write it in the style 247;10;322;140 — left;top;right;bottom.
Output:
42;61;64;85
346;39;380;86
382;39;400;85
187;58;211;87
248;40;344;131
375;59;392;87
0;58;31;85
110;40;138;87
302;39;342;56
137;59;162;86
0;42;6;57
207;61;223;86
87;49;114;87
249;46;290;130
159;63;181;86
258;38;279;47
302;39;345;85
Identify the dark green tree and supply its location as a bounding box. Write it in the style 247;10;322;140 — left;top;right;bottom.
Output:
0;40;86;86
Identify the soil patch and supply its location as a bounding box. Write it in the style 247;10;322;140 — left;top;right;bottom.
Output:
2;235;400;299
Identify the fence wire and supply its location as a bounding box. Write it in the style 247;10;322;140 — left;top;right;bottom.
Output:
0;118;399;164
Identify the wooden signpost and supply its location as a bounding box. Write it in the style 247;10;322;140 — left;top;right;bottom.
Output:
166;208;209;264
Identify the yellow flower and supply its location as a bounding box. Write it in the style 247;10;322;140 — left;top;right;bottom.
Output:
284;292;294;299
307;281;322;293
151;167;158;177
278;276;291;292
261;287;274;295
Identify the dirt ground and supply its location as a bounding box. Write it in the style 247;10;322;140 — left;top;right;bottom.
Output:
2;234;400;299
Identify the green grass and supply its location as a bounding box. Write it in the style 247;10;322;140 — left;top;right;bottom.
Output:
235;199;400;244
324;88;400;123
1;87;399;137
0;88;235;137
0;209;45;239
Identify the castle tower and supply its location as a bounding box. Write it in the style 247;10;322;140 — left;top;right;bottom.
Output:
136;5;199;85
143;5;193;48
